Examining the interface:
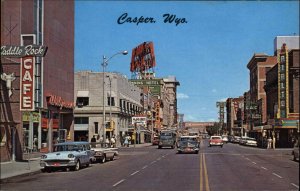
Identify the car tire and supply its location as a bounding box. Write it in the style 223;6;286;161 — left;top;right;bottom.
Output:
158;146;162;149
72;160;80;171
293;154;296;161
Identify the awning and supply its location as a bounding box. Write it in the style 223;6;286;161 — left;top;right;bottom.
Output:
77;90;89;97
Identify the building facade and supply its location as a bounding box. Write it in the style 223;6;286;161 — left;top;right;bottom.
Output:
264;36;299;148
74;71;142;146
1;0;74;162
247;53;277;129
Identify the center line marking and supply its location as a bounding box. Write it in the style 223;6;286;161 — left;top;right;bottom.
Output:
261;166;267;170
113;179;125;187
130;171;139;176
245;158;250;160
142;165;148;169
272;173;282;179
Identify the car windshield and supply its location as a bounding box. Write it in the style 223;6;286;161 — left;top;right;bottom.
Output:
54;144;82;152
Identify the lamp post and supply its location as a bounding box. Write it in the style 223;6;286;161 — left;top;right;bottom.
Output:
106;75;112;138
102;51;128;139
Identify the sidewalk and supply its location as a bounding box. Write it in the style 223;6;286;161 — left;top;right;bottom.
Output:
0;159;41;182
0;143;152;182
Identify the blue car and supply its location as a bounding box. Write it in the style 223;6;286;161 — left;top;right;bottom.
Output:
40;141;95;172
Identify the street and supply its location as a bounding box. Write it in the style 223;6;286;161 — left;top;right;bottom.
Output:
0;140;298;191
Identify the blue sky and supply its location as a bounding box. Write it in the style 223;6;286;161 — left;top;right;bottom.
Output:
75;1;299;122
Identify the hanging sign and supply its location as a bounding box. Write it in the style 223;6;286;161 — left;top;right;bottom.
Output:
20;56;35;111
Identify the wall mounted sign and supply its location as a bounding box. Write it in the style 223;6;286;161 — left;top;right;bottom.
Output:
1;45;48;58
20;56;35;111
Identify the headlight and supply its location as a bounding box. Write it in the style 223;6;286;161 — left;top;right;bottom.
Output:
41;155;47;159
68;154;75;158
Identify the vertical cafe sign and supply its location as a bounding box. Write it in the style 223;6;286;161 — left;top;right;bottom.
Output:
20;56;35;111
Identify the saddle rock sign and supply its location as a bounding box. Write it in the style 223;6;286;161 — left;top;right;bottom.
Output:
20;56;35;111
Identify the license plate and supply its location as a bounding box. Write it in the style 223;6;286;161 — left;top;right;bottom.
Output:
53;163;60;166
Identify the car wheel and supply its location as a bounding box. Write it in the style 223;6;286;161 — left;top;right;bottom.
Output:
101;155;106;163
221;145;223;148
293;154;297;161
158;146;162;149
72;160;80;171
195;151;199;154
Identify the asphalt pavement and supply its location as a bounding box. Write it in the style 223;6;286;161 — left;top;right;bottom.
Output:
0;143;152;182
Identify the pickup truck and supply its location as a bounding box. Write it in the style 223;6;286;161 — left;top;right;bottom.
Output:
209;136;224;148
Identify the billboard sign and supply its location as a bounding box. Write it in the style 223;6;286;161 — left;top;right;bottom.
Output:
130;42;156;72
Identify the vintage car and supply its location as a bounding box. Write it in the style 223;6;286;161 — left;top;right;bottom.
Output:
91;143;119;163
40;141;95;172
209;136;224;148
152;135;159;145
177;136;200;154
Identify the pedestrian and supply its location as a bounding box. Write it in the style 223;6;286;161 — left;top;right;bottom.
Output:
272;136;276;149
110;136;116;148
105;136;110;147
91;135;96;148
124;134;130;147
267;137;272;149
99;135;104;147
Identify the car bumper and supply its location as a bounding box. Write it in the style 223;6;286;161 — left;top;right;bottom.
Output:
177;147;199;153
40;160;76;168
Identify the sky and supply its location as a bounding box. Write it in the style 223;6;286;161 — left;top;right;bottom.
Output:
75;1;299;122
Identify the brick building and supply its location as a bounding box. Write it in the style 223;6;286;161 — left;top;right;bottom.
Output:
1;0;74;162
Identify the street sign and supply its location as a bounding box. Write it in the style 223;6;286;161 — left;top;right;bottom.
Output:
132;116;147;125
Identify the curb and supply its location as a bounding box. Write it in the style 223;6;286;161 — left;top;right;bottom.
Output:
0;169;41;183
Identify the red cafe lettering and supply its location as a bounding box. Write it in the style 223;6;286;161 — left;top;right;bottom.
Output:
20;56;35;111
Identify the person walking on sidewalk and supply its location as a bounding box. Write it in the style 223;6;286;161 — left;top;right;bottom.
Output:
267;137;272;149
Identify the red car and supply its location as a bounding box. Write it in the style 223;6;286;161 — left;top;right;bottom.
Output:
209;136;224;148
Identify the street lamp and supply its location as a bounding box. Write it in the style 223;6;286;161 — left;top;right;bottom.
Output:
102;51;127;140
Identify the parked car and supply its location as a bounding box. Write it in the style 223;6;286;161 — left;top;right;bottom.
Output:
292;140;299;161
152;135;159;145
244;137;258;147
91;142;119;163
232;136;241;144
40;141;95;172
177;136;200;154
222;135;229;143
239;137;248;145
209;136;223;148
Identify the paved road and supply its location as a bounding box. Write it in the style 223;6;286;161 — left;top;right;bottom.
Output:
0;141;298;191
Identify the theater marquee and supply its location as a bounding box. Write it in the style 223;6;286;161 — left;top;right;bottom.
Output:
20;56;35;111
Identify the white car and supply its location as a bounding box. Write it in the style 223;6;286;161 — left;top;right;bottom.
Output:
40;142;94;172
222;135;229;143
292;140;299;161
244;137;257;147
91;143;119;163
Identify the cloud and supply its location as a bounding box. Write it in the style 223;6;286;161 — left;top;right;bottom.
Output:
177;93;189;99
